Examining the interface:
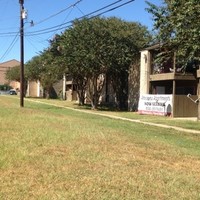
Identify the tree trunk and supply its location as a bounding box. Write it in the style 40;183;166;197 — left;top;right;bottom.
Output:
115;70;128;110
75;77;87;106
45;85;54;99
198;80;200;120
77;90;85;105
92;77;98;110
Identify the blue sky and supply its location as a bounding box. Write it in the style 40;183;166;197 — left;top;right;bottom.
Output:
0;0;162;63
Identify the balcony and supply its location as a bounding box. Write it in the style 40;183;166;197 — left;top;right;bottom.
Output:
150;62;196;82
150;72;196;81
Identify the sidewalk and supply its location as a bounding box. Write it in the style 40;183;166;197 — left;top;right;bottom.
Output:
26;98;200;135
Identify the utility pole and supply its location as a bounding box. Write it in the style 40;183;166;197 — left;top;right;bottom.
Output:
19;0;24;107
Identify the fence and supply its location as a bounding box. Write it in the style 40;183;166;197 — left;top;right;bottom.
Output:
173;95;198;117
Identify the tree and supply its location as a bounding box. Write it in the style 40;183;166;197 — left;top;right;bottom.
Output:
104;17;151;110
26;50;64;98
146;0;200;68
60;18;109;108
25;56;42;81
59;17;151;109
5;65;20;82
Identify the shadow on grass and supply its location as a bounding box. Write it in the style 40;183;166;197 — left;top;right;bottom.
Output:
76;103;122;112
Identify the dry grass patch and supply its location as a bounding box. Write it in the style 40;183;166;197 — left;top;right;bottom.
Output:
0;96;200;199
1;133;200;199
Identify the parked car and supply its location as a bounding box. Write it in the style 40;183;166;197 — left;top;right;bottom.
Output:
9;89;17;95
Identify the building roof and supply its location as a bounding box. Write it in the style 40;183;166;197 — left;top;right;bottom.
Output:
0;59;20;85
140;43;163;52
144;43;162;50
0;59;20;68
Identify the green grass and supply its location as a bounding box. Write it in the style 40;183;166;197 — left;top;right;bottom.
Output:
26;97;200;130
0;96;200;199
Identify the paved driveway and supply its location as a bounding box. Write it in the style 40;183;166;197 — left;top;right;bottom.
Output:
0;90;9;95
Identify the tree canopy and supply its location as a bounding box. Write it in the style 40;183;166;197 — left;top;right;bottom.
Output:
26;50;64;98
146;0;200;67
25;16;151;108
5;65;20;82
58;17;151;109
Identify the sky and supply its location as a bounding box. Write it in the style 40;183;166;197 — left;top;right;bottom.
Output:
0;0;162;63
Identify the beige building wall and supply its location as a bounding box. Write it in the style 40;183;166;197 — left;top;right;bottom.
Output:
27;81;42;97
128;62;140;111
10;81;20;90
139;50;151;95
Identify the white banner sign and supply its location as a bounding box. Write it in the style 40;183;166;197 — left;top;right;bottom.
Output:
138;94;173;116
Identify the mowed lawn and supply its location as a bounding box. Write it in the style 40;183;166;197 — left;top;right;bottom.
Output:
0;96;200;200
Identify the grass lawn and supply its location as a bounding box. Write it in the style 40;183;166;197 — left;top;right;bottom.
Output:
27;97;200;131
0;96;200;199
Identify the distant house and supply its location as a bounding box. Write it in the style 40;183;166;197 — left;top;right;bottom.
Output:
0;59;20;89
27;75;82;100
26;74;117;104
26;67;140;109
26;68;141;111
27;79;64;99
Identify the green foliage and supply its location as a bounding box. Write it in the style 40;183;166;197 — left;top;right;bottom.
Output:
0;84;12;91
59;17;151;109
25;50;65;98
146;0;200;67
25;16;151;104
25;55;42;81
5;65;20;82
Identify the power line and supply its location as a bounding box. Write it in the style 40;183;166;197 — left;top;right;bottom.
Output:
0;30;19;37
34;0;83;26
25;0;134;36
47;7;75;40
26;0;124;35
75;5;85;16
0;32;19;61
25;36;43;53
0;0;83;37
0;0;133;37
0;0;135;61
92;0;135;18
